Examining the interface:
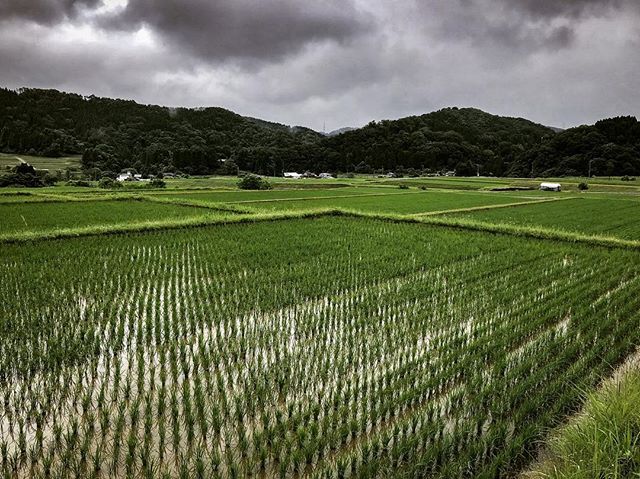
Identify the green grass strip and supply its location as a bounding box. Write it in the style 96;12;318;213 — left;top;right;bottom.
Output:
0;192;142;204
0;210;336;244
524;355;640;478
139;195;253;214
3;207;640;252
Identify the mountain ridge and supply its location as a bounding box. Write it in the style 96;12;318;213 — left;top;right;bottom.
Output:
1;87;638;177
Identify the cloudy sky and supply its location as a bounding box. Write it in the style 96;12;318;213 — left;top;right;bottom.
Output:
1;0;639;131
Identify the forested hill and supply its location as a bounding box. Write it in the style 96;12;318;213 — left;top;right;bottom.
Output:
321;108;554;176
1;87;639;177
0;88;324;175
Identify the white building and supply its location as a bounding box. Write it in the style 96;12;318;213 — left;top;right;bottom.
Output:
540;182;562;192
319;173;334;179
117;172;145;182
284;172;302;179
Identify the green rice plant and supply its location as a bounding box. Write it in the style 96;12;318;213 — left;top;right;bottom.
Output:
1;217;639;477
445;196;640;240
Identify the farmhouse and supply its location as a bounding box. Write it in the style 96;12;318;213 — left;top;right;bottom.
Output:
540;182;562;192
284;172;302;179
116;172;146;182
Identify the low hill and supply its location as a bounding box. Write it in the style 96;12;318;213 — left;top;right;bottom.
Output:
321;108;555;176
513;116;640;177
1;87;638;177
0;88;323;175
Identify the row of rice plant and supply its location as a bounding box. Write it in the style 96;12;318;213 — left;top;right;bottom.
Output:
1;217;638;477
445;196;640;240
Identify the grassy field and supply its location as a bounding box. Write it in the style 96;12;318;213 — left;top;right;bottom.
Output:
1;173;639;478
161;176;355;190
242;189;549;214
0;152;82;172
147;186;398;203
2;217;640;478
525;355;640;478
0;199;216;236
377;177;640;193
445;196;640;240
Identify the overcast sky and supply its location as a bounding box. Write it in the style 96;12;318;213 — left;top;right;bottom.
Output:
1;0;639;131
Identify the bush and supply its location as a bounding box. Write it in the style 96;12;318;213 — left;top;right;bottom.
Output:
148;178;166;188
398;184;410;190
419;185;427;190
67;180;92;187
0;163;55;187
578;182;589;191
238;174;272;190
621;175;636;181
98;177;122;189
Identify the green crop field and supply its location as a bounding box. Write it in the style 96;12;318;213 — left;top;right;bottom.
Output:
242;190;547;214
0;200;216;237
374;176;640;193
2;218;639;478
0;152;82;172
1;175;639;478
146;186;397;204
160;177;355;190
445;196;640;240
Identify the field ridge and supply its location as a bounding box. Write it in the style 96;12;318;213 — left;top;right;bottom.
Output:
3;208;640;253
409;196;574;217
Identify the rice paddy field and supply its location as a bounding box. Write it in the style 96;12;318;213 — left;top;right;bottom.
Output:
0;153;82;172
147;187;400;203
445;196;640;240
0;200;215;237
1;176;640;478
240;190;544;215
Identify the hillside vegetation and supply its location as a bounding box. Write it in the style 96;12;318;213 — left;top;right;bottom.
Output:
1;87;639;177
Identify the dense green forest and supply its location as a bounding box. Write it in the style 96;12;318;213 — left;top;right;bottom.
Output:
1;87;639;177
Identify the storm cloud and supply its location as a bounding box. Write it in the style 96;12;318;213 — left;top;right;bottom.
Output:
0;0;638;131
503;0;634;19
101;0;371;62
0;0;101;23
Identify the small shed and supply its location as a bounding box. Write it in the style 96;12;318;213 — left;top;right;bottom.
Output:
540;182;561;192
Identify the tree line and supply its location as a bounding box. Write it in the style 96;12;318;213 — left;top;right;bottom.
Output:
1;87;639;178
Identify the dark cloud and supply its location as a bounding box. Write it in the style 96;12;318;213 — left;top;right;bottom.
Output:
101;0;371;62
0;0;100;23
417;0;639;54
503;0;629;19
0;0;639;132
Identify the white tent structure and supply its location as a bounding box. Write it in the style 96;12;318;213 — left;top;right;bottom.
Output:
540;182;562;192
